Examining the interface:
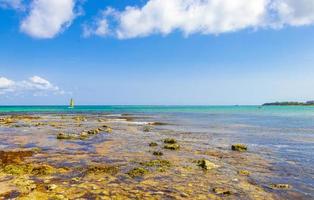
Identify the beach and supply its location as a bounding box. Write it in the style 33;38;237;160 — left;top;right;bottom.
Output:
0;106;313;199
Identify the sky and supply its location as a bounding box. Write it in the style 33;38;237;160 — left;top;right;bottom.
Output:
0;0;314;105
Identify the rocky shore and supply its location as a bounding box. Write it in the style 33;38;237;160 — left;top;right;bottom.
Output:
0;114;295;199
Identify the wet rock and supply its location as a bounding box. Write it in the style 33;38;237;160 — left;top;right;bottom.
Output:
149;142;158;147
57;133;77;140
31;165;55;176
85;165;119;176
238;170;250;176
140;159;171;167
212;187;231;195
105;127;112;133
3;164;32;175
163;138;177;144
71;177;80;182
0;117;15;124
97;128;104;132
0;150;34;165
153;151;163;156
50;194;67;200
13;177;37;193
46;184;58;191
79;131;89;140
31;147;42;153
34;122;46;127
88;129;100;135
149;122;169;126
43;179;51;184
270;184;291;190
197;159;219;170
127;167;148;178
164;144;180;150
231;144;248;152
73;116;86;122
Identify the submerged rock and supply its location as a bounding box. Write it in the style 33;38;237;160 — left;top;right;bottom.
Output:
163;138;177;144
270;184;291;190
127;167;148;178
231;144;248;152
197;159;219;170
164;144;180;150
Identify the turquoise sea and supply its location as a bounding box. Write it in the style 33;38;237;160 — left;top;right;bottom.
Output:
1;105;314;116
1;105;314;198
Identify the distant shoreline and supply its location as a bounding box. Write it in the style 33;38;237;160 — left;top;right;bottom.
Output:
263;101;314;106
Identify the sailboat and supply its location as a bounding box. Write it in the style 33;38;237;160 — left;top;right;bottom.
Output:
69;98;74;108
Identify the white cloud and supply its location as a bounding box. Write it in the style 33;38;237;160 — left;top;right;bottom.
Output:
0;77;15;94
20;0;77;39
0;0;23;10
0;77;14;89
82;8;114;37
0;76;64;96
270;0;314;27
85;0;314;39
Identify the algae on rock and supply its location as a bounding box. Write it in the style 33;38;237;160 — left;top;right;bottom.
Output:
231;144;248;152
127;167;148;178
164;144;180;150
163;138;177;144
197;159;219;170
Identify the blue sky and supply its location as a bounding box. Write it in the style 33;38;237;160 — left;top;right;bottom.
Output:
0;0;314;105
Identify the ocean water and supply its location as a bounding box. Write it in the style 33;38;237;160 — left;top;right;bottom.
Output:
1;105;314;198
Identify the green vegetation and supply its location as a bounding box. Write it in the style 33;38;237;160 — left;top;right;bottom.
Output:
263;101;314;106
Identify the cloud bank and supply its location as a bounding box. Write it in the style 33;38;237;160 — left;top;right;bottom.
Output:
0;76;64;96
1;0;314;39
85;0;314;39
20;0;78;39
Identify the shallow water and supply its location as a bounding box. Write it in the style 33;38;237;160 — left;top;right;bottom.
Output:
0;106;313;199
